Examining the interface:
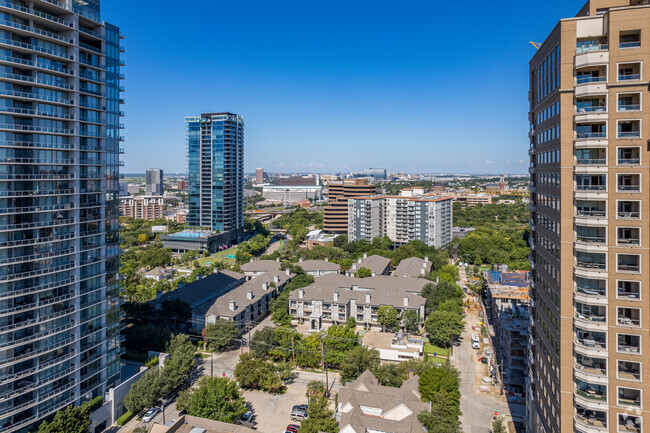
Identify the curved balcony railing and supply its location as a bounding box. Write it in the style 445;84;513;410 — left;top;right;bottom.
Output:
0;262;76;282
0;336;75;368
0;307;75;333
0;321;76;352
0;89;73;105
576;261;606;270
0;277;75;300
0;247;75;265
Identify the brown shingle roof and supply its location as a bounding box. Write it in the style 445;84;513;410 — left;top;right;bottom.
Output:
393;257;432;278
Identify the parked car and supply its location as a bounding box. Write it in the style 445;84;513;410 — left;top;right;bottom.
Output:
290;408;308;421
472;341;480;350
241;411;253;422
142;407;159;423
286;424;300;432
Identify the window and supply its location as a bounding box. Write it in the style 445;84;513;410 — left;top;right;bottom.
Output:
618;360;641;381
618;201;641;219
617;333;641;353
618;62;642;81
618;147;640;165
619;31;641;49
618;254;641;272
617;174;641;192
618;307;641;327
618;280;640;300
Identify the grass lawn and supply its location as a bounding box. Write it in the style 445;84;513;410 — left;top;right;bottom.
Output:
196;247;238;266
424;343;450;358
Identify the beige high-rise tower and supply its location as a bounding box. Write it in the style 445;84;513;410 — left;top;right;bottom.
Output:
528;1;650;432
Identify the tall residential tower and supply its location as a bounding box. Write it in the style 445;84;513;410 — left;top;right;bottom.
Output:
186;113;244;244
0;0;123;431
528;1;649;432
145;168;163;196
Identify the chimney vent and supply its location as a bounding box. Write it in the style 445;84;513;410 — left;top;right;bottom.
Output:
365;293;371;304
363;253;368;259
247;291;254;300
334;291;339;302
229;301;236;311
262;282;269;291
274;274;280;283
404;296;409;307
299;289;304;299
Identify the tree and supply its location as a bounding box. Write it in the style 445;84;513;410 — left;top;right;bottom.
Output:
323;324;359;367
132;427;149;433
339;346;380;383
124;368;164;414
354;267;372;278
346;316;357;328
425;309;464;348
37;402;92;433
204;320;239;352
138;233;148;244
418;365;461;410
187;377;248;423
492;418;507;433
333;234;348;248
377;305;399;332
298;394;338;433
401;309;421;332
234;353;285;393
250;326;276;359
373;364;404;387
421;281;464;312
175;388;191;413
418;392;462;433
296;333;322;369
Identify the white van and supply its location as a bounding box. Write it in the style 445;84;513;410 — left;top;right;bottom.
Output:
471;334;480;344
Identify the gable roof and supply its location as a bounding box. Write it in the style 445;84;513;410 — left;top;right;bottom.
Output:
240;260;282;273
297;259;341;272
338;370;429;433
151;270;245;311
393;257;432;278
206;270;295;318
354;255;391;275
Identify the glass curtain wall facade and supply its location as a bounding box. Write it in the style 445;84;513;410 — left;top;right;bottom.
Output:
0;0;123;431
185;113;244;243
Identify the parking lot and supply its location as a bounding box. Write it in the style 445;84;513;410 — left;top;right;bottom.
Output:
242;370;339;433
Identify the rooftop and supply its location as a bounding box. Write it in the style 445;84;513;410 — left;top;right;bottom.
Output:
297;259;341;272
166;229;216;240
151;270;245;311
353;254;391;275
240;259;282;273
362;331;423;353
392;257;432;278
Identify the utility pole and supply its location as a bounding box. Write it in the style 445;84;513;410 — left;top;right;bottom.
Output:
161;400;165;425
210;352;213;377
320;340;329;397
291;333;296;367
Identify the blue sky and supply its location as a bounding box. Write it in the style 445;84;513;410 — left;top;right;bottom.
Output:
103;1;582;175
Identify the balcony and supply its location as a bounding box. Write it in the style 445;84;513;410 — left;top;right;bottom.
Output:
617;334;640;354
576;334;607;350
617;228;640;246
618;361;641;381
618;121;641;139
619;32;641;49
618;414;641;433
577;131;606;139
618;308;641;327
575;353;607;376
618;254;640;273
617;201;640;219
617;281;640;300
619;63;641;82
575;379;607;401
618;94;641;112
617;174;640;193
575;405;607;429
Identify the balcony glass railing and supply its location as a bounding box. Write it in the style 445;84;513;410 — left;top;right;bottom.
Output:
576;286;606;297
577;75;607;84
619;105;641;111
576;388;607;401
620;41;641;49
576;312;606;322
618;131;641;139
617;316;640;327
576;185;606;191
576;105;607;112
618;158;640;165
576;44;608;53
618;344;641;353
576;209;606;217
576;337;607;349
576;261;606;270
618;185;640;192
576;159;606;165
618;238;640;246
576;235;606;244
619;74;641;81
577;131;607;139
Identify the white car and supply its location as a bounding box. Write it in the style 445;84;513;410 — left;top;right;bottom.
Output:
472;341;481;350
142;407;159;423
471;334;480;344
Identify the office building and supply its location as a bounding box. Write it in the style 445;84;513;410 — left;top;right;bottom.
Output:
119;181;128;196
255;167;264;184
348;194;453;248
119;196;165;220
323;179;376;233
186;113;244;244
0;0;123;430
272;176;317;186
364;167;387;180
145;168;163;196
261;185;322;202
528;2;650;433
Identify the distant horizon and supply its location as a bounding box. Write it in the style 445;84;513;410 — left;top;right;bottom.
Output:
122;172;531;178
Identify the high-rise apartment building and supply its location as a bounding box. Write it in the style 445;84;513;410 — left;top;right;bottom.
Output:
119;196;164;221
348;195;453;248
323;179;376;233
0;0;123;431
186;113;244;244
255;167;264;185
145;168;163;196
528;2;650;433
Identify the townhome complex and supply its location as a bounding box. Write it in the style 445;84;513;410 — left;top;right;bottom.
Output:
289;273;426;331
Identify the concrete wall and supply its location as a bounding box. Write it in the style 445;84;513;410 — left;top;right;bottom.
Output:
89;366;149;432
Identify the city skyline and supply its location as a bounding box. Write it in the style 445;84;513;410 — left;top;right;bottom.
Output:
103;0;584;174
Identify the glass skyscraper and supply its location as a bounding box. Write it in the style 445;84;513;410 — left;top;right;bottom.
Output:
185;113;244;244
0;0;123;431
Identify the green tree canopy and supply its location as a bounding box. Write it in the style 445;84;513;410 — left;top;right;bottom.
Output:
425;309;464;348
377;305;400;332
234;353;285;393
250;326;276;359
37;401;92;433
187;377;248;423
340;346;380;383
204;320;239;352
418;365;461;410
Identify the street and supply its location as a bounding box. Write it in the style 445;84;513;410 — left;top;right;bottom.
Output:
455;265;525;433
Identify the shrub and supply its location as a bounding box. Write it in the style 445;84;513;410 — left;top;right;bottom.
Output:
117;411;134;426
